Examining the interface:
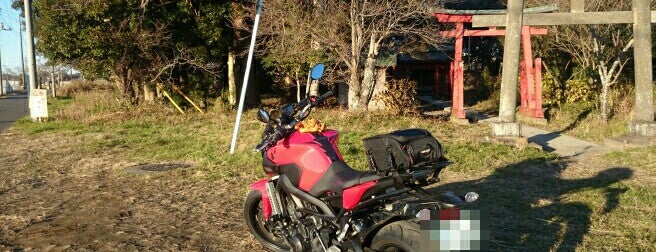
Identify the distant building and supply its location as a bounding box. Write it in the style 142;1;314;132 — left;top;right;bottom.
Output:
1;80;23;94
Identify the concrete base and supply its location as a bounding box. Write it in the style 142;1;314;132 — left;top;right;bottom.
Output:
492;122;521;137
604;134;656;150
628;121;656;137
486;136;529;148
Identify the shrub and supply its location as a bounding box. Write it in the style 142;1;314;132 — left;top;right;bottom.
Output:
565;78;597;105
609;83;635;119
376;78;419;116
464;66;500;105
58;80;116;97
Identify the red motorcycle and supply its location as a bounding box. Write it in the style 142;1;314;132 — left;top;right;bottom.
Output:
244;65;478;252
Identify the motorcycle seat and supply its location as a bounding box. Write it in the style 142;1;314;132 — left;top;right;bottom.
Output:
308;161;380;197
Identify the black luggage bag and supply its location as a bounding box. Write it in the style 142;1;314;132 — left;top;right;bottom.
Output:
362;128;443;174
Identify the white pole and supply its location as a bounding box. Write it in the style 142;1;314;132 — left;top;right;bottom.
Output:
230;0;264;154
0;24;3;97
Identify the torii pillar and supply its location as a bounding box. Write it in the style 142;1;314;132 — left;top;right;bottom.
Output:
479;0;656;137
628;0;655;136
494;0;524;137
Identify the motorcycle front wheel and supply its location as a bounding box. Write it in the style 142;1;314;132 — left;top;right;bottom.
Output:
371;220;421;252
244;190;290;252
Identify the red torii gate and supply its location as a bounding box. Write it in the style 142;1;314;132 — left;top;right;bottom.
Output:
434;13;547;119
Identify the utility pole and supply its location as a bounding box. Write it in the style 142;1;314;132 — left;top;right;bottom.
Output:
0;23;10;96
19;18;26;91
24;0;37;92
24;0;46;120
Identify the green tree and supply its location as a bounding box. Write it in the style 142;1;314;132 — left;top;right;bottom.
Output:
17;0;231;106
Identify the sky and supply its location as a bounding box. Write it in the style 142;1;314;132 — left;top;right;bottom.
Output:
0;0;47;76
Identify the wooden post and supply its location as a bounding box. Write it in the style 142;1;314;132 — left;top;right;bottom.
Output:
433;66;440;98
520;62;528;113
533;58;544;118
452;22;466;119
521;26;536;115
172;84;205;114
157;84;185;114
162;90;185;114
227;51;237;106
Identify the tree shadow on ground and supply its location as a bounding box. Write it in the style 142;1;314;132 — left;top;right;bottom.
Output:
429;158;633;251
558;109;592;133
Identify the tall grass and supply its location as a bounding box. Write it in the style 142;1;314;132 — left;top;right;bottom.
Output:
516;85;637;143
15;89;555;179
58;80;116;98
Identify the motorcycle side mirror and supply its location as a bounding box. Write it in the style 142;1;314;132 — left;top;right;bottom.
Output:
256;107;270;123
310;63;325;80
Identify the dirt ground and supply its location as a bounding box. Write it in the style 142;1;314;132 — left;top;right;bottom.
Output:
0;131;262;251
2;123;654;251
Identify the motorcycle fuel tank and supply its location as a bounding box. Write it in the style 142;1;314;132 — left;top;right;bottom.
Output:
266;129;344;192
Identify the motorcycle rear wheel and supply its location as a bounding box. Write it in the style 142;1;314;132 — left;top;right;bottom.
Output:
244;190;290;251
371;220;421;252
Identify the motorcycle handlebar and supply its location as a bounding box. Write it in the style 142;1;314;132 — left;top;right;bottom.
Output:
255;91;332;152
296;91;332;110
254;129;284;152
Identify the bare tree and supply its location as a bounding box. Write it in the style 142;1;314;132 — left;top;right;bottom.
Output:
534;0;647;121
590;29;633;121
256;0;326;101
322;0;446;110
257;0;446;110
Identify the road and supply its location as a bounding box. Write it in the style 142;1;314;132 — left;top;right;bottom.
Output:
0;94;29;132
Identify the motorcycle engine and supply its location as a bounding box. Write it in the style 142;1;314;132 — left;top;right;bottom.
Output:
311;227;337;252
